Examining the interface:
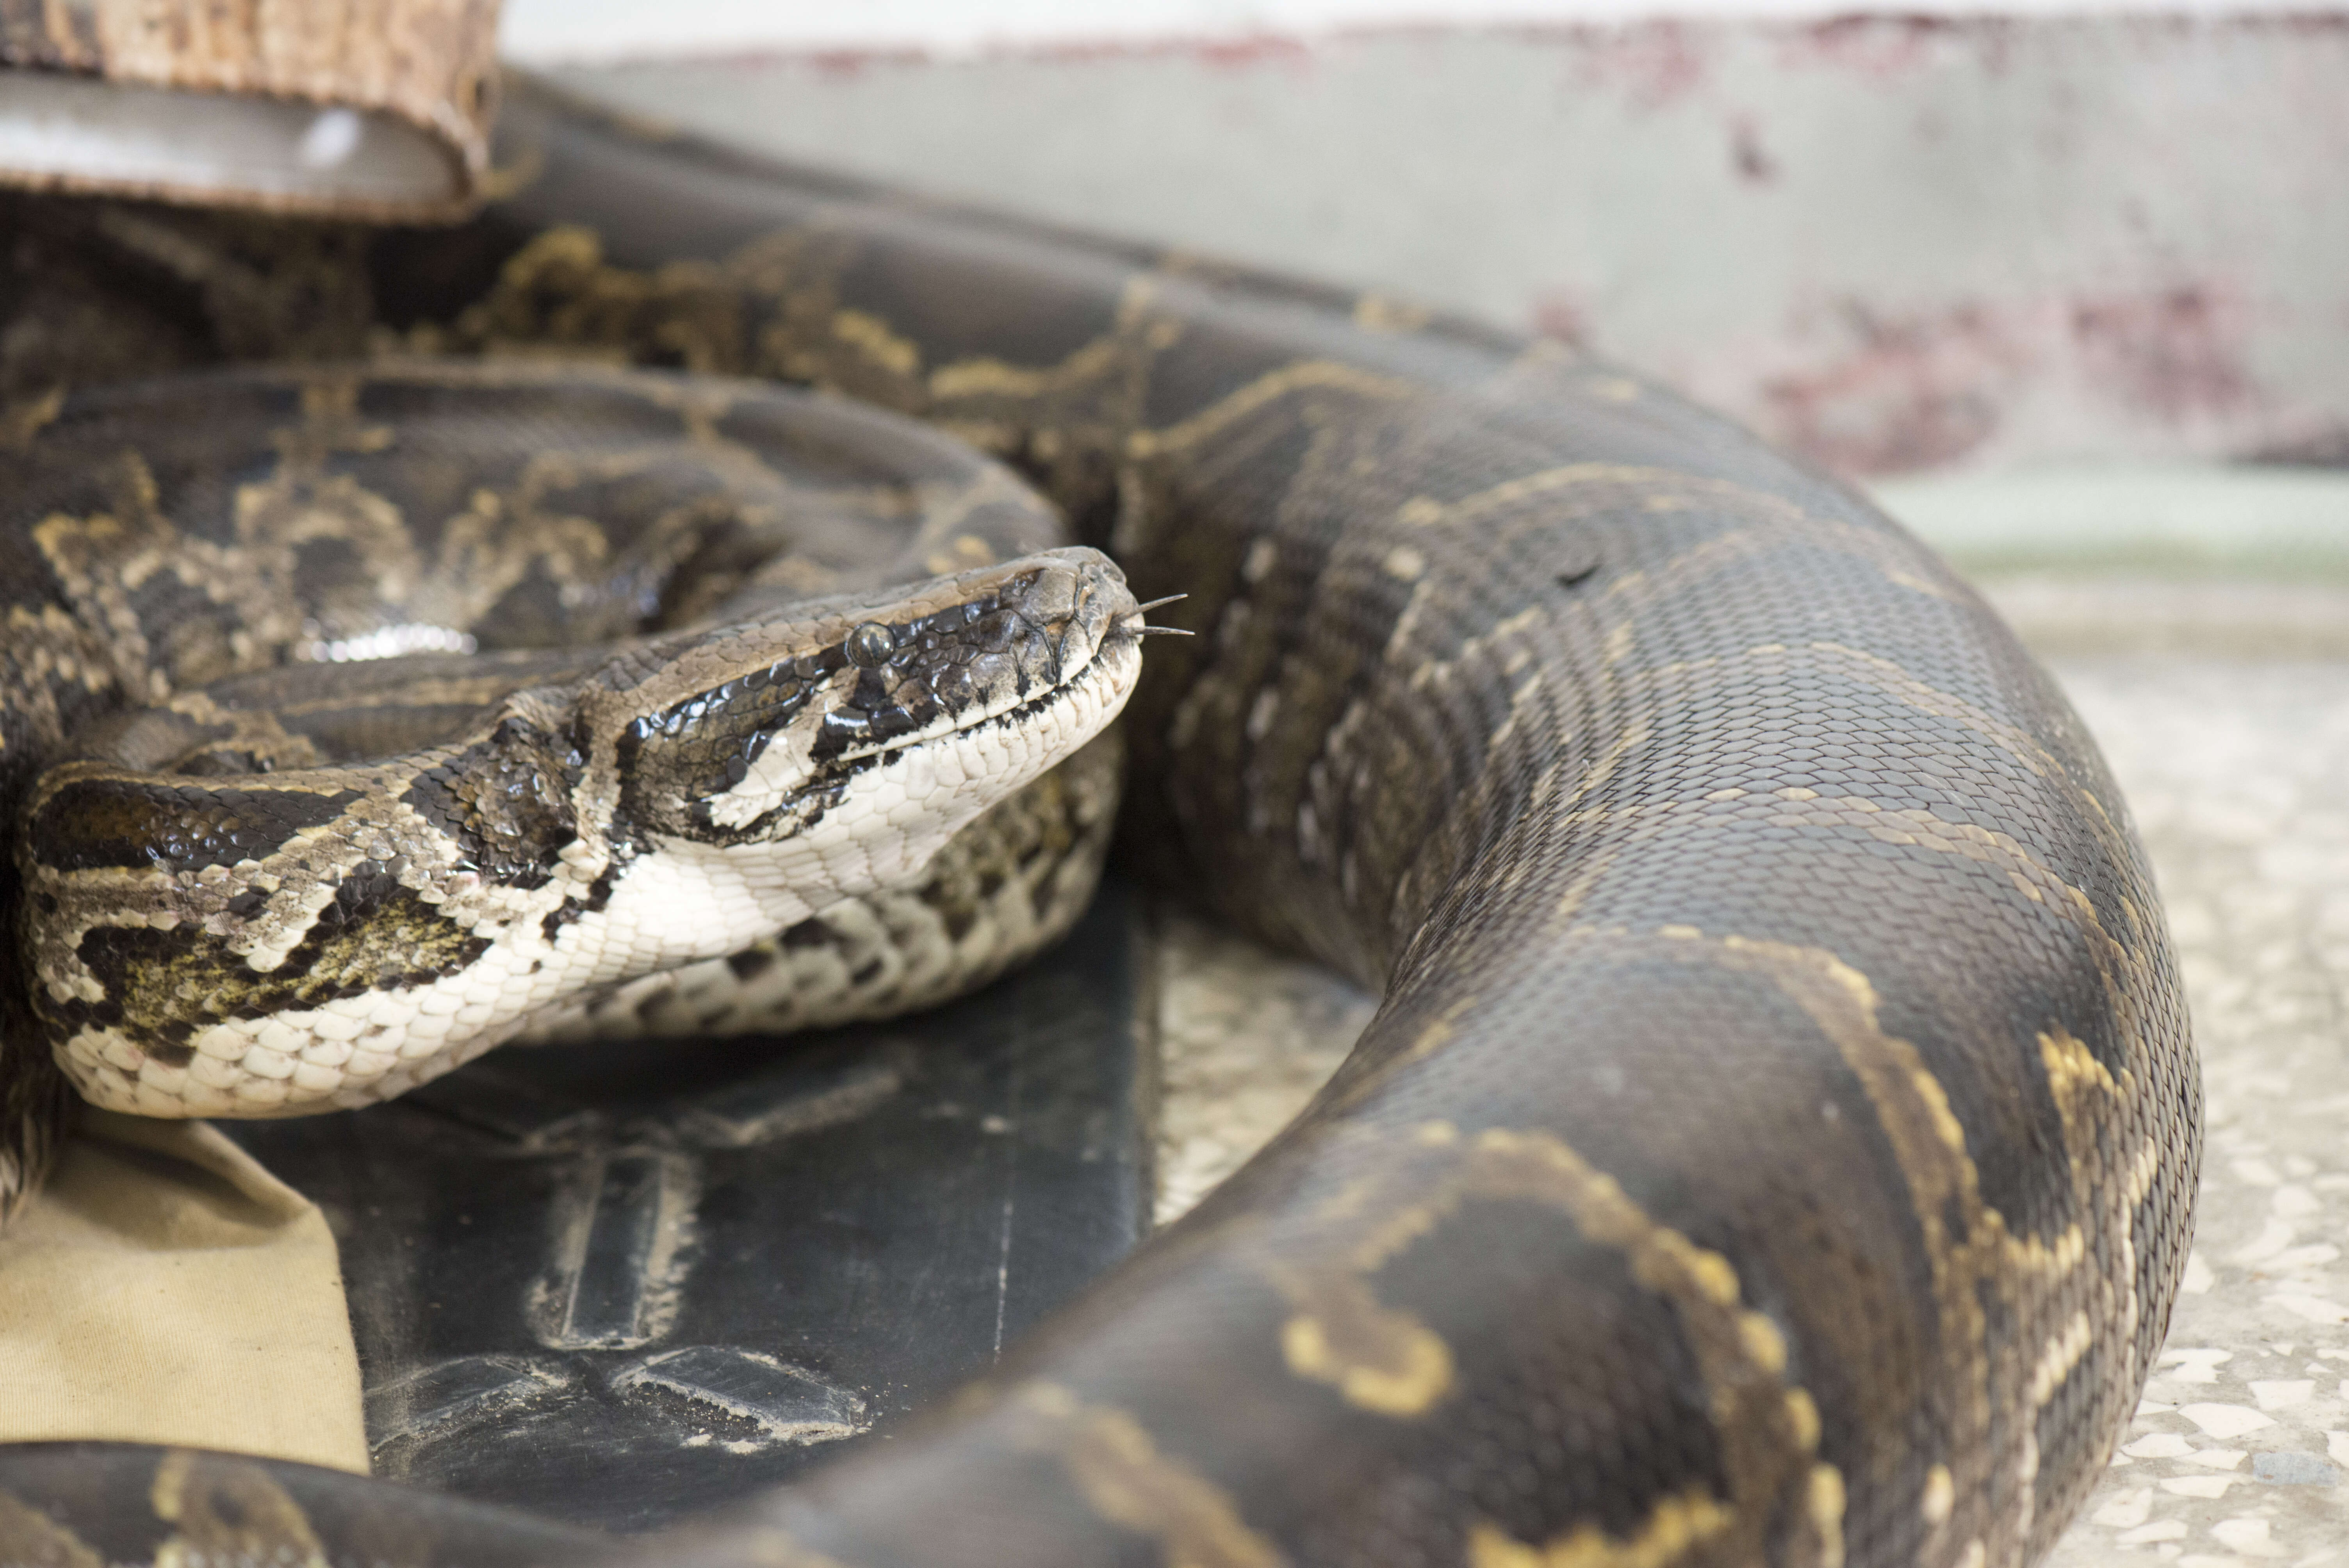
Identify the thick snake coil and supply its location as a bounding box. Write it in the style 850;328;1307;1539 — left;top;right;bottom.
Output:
0;77;2195;1568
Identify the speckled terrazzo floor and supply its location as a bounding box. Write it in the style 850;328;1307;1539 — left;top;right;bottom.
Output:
1154;574;2349;1565
2042;633;2349;1566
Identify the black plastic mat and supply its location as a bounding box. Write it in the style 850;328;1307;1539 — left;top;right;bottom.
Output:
223;878;1155;1534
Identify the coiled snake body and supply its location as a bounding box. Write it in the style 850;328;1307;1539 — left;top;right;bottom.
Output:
0;77;2195;1568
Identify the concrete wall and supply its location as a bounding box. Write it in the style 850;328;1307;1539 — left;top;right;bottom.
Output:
502;0;2318;59
541;16;2349;480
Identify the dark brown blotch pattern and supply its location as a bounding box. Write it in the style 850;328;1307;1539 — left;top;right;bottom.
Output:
54;879;490;1062
402;716;583;892
29;778;362;875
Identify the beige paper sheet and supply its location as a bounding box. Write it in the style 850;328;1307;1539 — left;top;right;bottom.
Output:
0;1111;367;1473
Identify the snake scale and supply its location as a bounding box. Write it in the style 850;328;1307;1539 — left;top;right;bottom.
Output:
0;73;2195;1568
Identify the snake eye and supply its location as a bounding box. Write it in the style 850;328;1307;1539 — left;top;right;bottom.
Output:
846;621;897;668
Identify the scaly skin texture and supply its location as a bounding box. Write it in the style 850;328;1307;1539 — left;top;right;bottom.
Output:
2;359;1140;1164
0;74;2194;1568
0;363;1137;1126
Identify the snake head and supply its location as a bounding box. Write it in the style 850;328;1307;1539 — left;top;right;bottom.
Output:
600;546;1142;883
16;547;1145;1128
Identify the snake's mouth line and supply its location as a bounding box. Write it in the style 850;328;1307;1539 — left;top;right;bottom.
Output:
811;605;1141;777
986;618;1144;732
796;623;1142;811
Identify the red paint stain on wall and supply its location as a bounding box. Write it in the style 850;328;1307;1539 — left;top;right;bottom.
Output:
1023;31;1317;73
1760;300;2031;474
716;45;932;78
1776;15;2014;79
2071;284;2251;420
1568;21;1712;112
713;32;1317;78
1748;284;2265;476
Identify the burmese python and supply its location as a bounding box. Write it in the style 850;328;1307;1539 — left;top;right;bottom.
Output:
0;73;2196;1568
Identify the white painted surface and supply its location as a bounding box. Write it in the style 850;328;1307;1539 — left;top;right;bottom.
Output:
502;0;2342;61
552;20;2349;475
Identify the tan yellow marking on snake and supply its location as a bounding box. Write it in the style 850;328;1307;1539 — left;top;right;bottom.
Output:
1394;463;1954;603
1003;1383;1285;1568
1125;360;1412;461
1467;1488;1733;1568
1806;1466;1848;1568
1585;640;2139;898
1638;929;2155;1558
1920;1464;1956;1528
929;325;1156;408
0;603;116;751
151;1448;328;1568
1802;641;2128;847
1523;776;2150;1047
0;1488;104;1568
1;385;66;450
1389;994;1482;1076
1260;1114;1821;1527
927;274;1176;405
829;309;923;379
1383;543;1426;581
1351;294;1433;333
732;1529;860;1568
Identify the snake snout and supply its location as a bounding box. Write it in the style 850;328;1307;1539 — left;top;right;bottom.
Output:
904;547;1133;712
995;547;1134;681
